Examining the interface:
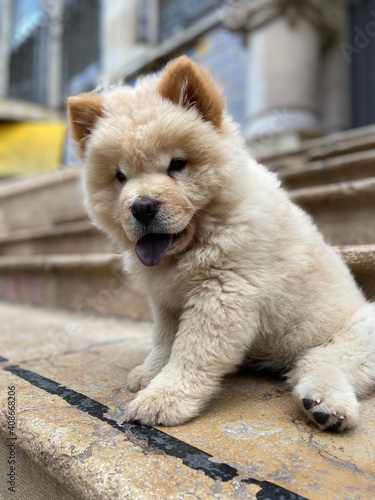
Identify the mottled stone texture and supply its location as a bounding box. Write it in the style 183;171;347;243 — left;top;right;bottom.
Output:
0;303;375;499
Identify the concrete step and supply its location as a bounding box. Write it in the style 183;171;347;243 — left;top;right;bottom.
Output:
0;254;152;321
0;220;113;256
0;246;374;320
1;302;375;499
279;149;375;189
339;245;375;305
290;177;375;245
0;168;83;238
0;172;375;250
259;124;375;167
304;125;375;161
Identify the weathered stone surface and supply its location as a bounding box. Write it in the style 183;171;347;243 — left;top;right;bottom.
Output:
278;149;375;189
339;245;375;302
0;246;374;319
0;254;152;321
0;221;112;256
0;438;78;500
0;245;374;319
259;123;375;165
0;168;84;237
0;303;374;499
290;178;375;245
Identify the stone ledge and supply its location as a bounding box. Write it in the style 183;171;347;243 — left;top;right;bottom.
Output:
302;124;375;159
339;245;375;301
289;179;375;245
307;134;375;162
1;245;374;270
0;254;151;321
338;245;375;273
0;253;123;271
0;220;94;243
278;149;375;189
0;302;374;499
0;167;85;237
288;177;375;245
0;97;64;122
290;176;375;203
259;124;375;165
0;246;374;317
0;221;112;256
0;168;80;200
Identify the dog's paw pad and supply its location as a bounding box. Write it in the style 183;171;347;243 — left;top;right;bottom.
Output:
301;400;352;431
297;393;358;432
292;375;360;432
304;394;358;431
312;411;330;425
303;398;320;410
325;419;343;432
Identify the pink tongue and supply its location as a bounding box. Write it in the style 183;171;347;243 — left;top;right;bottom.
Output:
135;234;173;266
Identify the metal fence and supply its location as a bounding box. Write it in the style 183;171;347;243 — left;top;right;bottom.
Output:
8;9;49;104
159;0;220;41
7;0;100;107
62;0;100;98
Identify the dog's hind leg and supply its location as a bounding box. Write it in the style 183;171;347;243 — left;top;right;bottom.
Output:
288;303;375;432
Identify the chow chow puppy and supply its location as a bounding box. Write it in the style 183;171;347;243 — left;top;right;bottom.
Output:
68;56;375;432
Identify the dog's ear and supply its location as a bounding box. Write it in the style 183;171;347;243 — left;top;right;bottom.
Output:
67;93;103;156
158;56;225;128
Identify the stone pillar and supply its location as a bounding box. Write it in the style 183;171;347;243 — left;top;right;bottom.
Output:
320;3;350;133
0;0;11;98
100;0;146;86
224;0;344;152
46;0;64;109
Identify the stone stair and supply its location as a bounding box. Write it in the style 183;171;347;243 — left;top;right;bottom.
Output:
1;302;374;499
261;123;375;173
261;125;375;245
277;149;375;189
1;125;375;498
1;126;375;314
0;253;151;320
0;220;111;256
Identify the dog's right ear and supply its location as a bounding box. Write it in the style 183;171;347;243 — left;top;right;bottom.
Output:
158;56;225;128
67;93;103;156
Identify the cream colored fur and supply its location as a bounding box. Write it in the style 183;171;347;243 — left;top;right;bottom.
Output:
68;57;375;431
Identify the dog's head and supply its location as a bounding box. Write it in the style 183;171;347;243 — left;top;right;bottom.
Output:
68;56;237;267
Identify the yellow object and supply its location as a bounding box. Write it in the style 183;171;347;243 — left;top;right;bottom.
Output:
0;121;66;176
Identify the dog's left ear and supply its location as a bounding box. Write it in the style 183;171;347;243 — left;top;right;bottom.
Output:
158;56;225;128
67;93;103;156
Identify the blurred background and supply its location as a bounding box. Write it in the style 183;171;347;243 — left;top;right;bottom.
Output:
0;0;373;176
0;0;375;315
1;5;375;497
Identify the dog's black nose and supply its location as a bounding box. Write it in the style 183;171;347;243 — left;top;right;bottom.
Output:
131;198;159;224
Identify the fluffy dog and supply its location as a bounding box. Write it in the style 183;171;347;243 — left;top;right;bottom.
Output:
68;56;375;431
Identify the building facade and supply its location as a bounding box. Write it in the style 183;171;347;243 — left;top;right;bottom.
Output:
0;0;374;157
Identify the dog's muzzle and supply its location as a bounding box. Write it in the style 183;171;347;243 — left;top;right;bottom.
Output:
131;198;159;225
130;197;181;267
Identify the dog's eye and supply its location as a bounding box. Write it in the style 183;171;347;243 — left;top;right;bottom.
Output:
115;170;127;183
168;158;187;173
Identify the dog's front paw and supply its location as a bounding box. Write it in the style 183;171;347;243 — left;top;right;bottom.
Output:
125;386;201;426
127;365;159;392
292;376;360;432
